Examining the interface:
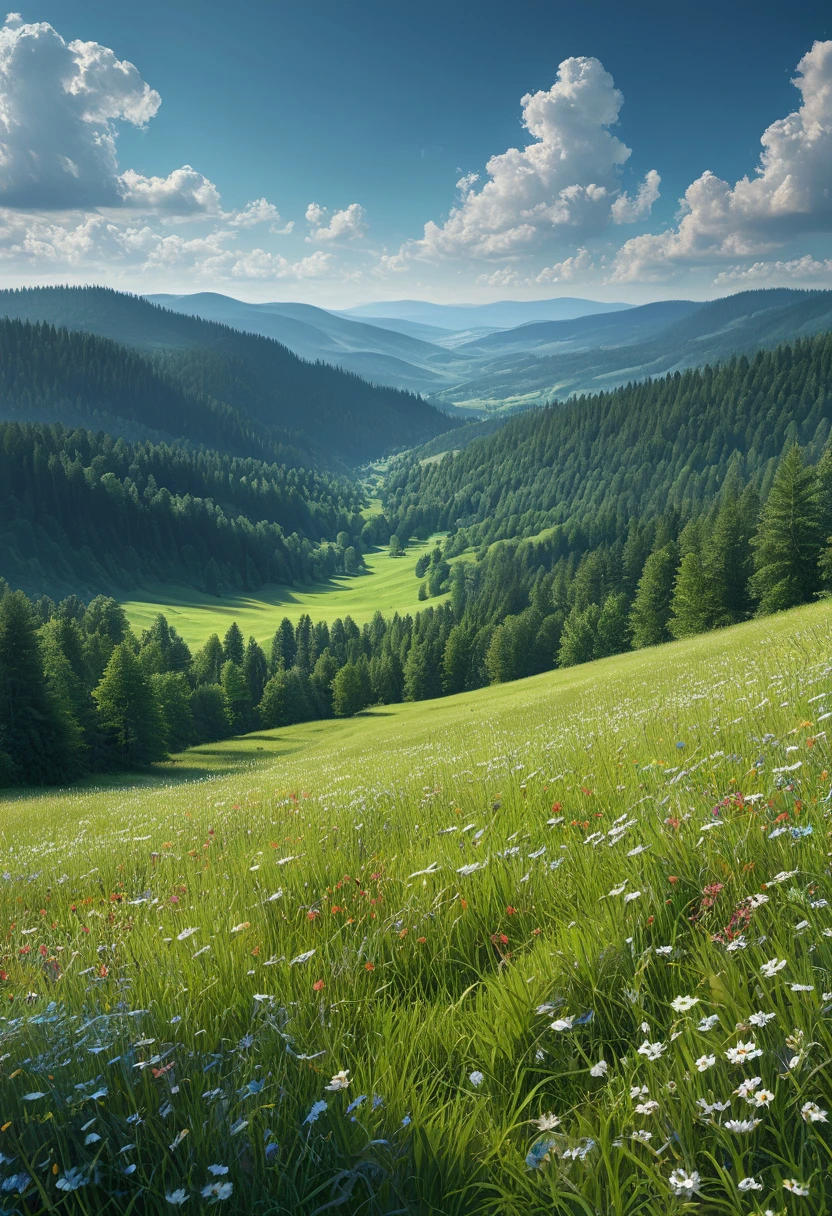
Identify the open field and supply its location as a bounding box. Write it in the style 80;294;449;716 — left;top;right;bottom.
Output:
1;601;832;1212
121;535;450;648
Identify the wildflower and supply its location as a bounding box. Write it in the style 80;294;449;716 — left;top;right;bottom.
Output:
725;1040;762;1065
589;1059;608;1077
790;983;814;992
751;1088;775;1107
312;979;325;992
469;1070;484;1087
201;1181;233;1201
668;1169;700;1196
698;1014;720;1031
630;1129;652;1143
634;1100;659;1115
637;1039;666;1061
748;1010;776;1027
734;1077;761;1098
694;1054;715;1071
534;1112;560;1131
56;1167;87;1192
325;1070;350;1091
737;1177;763;1191
801;1101;827;1122
724;1118;761;1133
207;1165;228;1176
550;1016;574;1032
697;1098;731;1114
671;995;699;1012
166;1190;188;1206
289;949;316;966
303;1100;327;1125
760;958;787;977
783;1179;809;1195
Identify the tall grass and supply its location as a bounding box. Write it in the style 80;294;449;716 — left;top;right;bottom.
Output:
0;602;830;1213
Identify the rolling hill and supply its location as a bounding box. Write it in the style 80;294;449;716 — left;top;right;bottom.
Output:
440;288;832;408
0;286;458;466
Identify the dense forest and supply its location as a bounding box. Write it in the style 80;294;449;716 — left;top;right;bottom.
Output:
386;335;832;543
0;423;377;596
3;330;832;787
0;289;458;467
2;429;831;787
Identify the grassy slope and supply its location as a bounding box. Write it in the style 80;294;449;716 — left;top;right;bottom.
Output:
121;535;449;647
2;601;832;1213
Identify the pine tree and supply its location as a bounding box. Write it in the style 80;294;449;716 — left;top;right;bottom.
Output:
93;642;166;765
220;660;252;734
630;544;677;648
595;593;631;656
332;662;366;717
669;551;715;638
0;590;78;784
242;637;268;705
151;672;195;751
442;625;471;694
557;604;599;667
193;633;225;685
270;618;296;672
751;445;822;614
223;622;245;666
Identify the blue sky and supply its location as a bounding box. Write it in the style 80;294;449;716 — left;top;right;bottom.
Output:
0;0;831;304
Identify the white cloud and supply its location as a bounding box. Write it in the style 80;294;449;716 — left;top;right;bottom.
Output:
118;167;223;216
397;56;658;264
713;254;832;286
230;248;332;280
534;246;594;282
0;16;161;208
611;169;661;223
229;197;283;229
475;246;595;289
613;40;832;281
305;202;367;242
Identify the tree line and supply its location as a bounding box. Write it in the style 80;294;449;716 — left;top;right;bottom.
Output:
2;433;830;788
0;422;378;596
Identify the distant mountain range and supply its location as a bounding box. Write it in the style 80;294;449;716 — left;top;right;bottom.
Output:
337;296;632;329
146;288;832;414
0;286;456;468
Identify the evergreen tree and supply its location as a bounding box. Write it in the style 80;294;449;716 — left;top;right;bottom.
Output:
93;642;166;766
192;633;225;685
242;637;268;705
332;662;366;717
223;622;245;666
270;618;296;672
630;544;677;648
0;590;78;784
190;684;228;742
558;604;599;667
669;551;715;638
751;445;822;614
595;593;631;657
151;672;195;751
443;624;471;694
220;660;252;734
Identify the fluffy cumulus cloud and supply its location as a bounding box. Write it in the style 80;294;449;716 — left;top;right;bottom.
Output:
305;202;367;242
476;246;594;288
613;40;832;281
0;14;337;287
713;254;832;286
0;13;161;209
398;56;658;264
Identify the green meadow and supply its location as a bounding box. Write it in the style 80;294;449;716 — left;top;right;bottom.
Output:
1;600;832;1212
120;535;451;649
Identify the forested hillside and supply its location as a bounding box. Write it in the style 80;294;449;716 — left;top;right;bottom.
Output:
0;423;369;597
0;287;457;466
4;328;832;788
385;336;832;544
